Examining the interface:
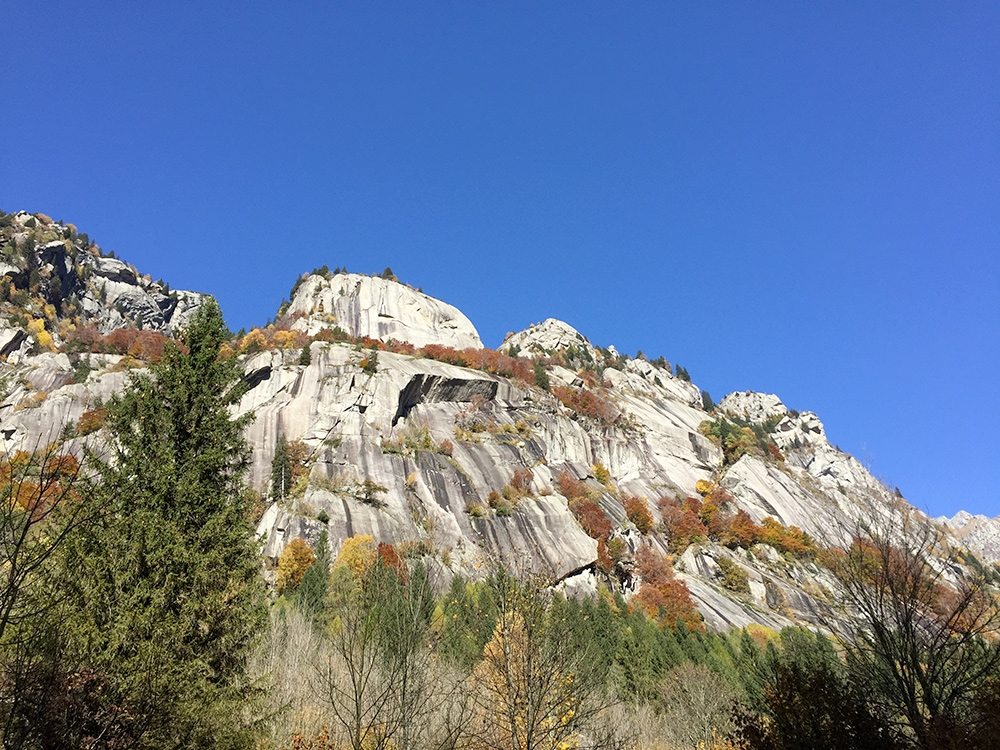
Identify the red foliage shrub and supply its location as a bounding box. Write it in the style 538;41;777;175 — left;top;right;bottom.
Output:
377;542;409;584
420;343;467;367
510;467;534;494
126;330;169;362
633;546;702;631
657;496;708;553
573;499;613;543
418;344;536;385
552;386;619;424
596;538;614;574
557;469;588;502
727;510;760;549
103;328;138;354
67;324;101;348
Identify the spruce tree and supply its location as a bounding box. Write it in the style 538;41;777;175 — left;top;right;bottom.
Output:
60;298;266;748
271;433;291;499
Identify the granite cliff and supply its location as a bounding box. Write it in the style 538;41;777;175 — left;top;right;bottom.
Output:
1;209;993;634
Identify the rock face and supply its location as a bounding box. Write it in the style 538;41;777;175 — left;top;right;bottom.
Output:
937;512;1000;563
286;272;482;350
0;211;205;358
1;209;988;633
502;318;601;360
237;342;714;581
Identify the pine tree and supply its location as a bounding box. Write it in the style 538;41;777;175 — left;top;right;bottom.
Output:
57;298;266;748
271;433;291;499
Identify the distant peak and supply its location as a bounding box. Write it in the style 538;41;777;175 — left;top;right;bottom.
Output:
502;318;597;359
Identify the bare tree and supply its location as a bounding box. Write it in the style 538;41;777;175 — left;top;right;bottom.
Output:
656;662;740;748
319;558;451;750
0;441;90;643
833;501;1000;749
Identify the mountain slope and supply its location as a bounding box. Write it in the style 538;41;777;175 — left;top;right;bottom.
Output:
1;211;994;635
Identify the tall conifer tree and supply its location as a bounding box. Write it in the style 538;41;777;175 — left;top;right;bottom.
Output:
60;298;266;748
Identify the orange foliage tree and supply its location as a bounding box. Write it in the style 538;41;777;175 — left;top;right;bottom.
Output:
632;546;702;632
623;496;654;534
0;443;90;653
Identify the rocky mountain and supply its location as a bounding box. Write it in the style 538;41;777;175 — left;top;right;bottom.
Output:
0;212;204;357
1;209;993;635
284;269;482;350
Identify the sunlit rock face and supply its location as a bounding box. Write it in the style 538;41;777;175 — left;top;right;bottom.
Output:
287;273;482;350
0;211;205;363
0;234;980;631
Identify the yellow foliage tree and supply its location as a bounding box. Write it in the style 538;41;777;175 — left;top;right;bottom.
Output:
271;329;299;349
464;572;615;750
27;318;55;351
334;534;377;579
239;328;268;353
277;537;315;594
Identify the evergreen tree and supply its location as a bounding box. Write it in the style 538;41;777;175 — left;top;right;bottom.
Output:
532;360;550;391
298;343;312;366
701;389;715;411
295;529;330;617
271;434;291;499
57;298;266;748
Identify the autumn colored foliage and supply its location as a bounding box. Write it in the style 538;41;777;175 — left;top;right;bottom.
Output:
277;538;315;594
556;470;614;570
377;541;408;584
557;469;588;503
552;385;620;424
632;546;702;631
657;487;816;558
623;495;654;534
334;534;377;578
0;447;82;524
75;407;107;436
64;325;171;362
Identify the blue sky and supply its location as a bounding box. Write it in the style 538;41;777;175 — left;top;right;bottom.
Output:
3;2;997;518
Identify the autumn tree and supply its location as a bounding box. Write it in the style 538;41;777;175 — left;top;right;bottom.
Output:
278;538;316;595
0;443;96;748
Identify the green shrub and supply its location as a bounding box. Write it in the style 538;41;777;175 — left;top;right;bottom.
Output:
716;556;750;593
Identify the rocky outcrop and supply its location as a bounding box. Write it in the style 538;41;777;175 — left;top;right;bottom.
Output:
287;273;482;350
937;512;1000;564
0;211;205;354
502;318;601;360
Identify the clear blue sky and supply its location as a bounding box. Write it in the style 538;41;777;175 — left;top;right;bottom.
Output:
3;2;997;519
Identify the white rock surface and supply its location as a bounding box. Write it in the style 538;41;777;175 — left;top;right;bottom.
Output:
0;259;989;632
502;318;600;360
287;273;482;350
719;391;786;423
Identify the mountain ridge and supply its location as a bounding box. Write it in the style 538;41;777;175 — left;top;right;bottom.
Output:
2;208;996;634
